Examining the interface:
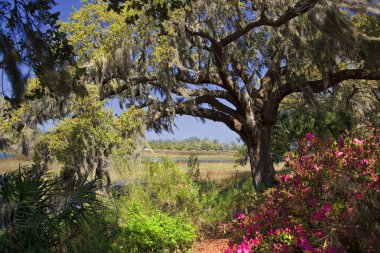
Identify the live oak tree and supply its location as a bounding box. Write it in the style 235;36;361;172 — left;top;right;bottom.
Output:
64;0;380;190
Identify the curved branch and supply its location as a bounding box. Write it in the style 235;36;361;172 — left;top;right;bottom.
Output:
177;95;243;122
176;106;243;134
220;0;318;46
277;69;380;101
185;25;218;44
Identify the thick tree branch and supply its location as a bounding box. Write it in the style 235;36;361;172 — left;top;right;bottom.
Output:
185;25;218;44
170;87;235;104
277;69;380;101
175;95;243;122
176;106;243;134
220;0;318;46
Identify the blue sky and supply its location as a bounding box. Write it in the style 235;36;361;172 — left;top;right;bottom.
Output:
49;1;240;143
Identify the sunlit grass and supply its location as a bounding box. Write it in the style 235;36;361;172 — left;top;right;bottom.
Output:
0;155;31;174
0;155;62;174
141;149;235;161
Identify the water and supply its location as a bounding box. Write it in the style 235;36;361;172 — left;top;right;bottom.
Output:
0;153;15;159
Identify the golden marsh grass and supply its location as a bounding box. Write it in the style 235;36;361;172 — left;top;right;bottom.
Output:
1;150;284;182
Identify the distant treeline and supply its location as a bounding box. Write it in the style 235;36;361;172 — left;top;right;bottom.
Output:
148;137;242;151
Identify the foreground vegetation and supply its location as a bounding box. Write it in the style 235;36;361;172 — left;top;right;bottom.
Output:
225;131;380;252
0;156;257;252
1;130;379;252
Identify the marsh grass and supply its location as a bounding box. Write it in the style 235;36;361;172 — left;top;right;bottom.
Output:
139;150;242;182
1;150;285;183
0;155;30;174
0;155;62;175
141;150;235;161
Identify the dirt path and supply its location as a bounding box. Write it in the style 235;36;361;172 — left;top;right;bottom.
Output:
192;238;230;253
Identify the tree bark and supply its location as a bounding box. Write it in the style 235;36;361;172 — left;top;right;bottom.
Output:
245;122;276;192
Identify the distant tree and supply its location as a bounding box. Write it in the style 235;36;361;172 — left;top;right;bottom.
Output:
148;137;241;151
64;0;380;191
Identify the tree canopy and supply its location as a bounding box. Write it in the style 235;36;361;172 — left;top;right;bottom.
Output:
61;0;380;190
0;0;75;102
2;0;380;190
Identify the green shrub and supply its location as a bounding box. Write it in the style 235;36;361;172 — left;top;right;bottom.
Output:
109;159;199;252
68;204;121;253
199;175;257;230
187;154;200;183
0;165;101;253
116;204;195;252
115;158;201;220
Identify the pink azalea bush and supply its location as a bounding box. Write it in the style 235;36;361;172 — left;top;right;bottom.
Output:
224;130;380;253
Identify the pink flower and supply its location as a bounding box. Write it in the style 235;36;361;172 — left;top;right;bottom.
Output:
354;193;362;200
299;238;312;250
280;175;292;184
281;244;290;253
335;151;344;157
315;231;324;238
322;203;333;213
236;242;251;253
313;164;322;171
307;199;318;207
251;237;261;246
353;138;365;146
285;152;291;164
236;213;246;221
306;133;314;141
338;137;345;148
360;159;369;166
312;210;327;221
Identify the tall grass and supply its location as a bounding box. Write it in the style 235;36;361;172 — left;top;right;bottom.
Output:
0;156;30;174
0;156;62;175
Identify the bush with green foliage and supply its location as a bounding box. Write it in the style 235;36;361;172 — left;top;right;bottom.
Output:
67;201;123;253
115;203;195;252
106;159;199;252
272;105;353;162
0;165;101;253
187;154;200;183
117;159;201;218
198;175;257;232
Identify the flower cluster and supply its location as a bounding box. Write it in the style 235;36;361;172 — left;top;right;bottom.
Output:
224;130;380;252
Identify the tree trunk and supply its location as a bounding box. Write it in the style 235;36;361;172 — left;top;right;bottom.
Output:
245;123;276;192
21;138;29;158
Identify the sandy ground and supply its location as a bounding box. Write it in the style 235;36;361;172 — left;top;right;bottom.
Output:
192;238;230;253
